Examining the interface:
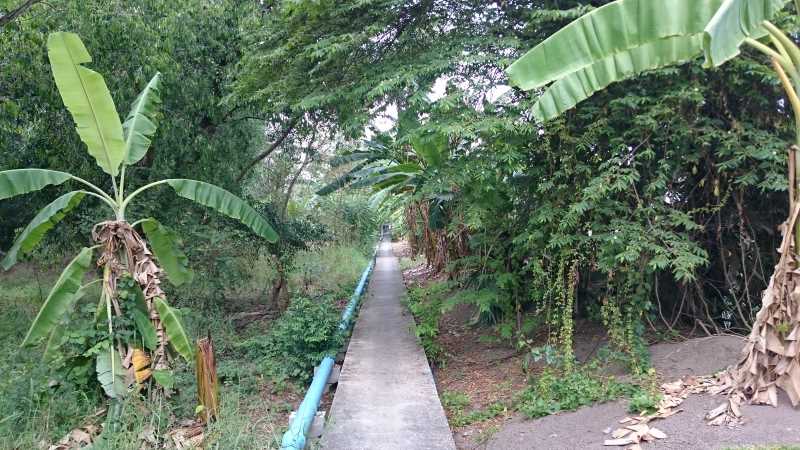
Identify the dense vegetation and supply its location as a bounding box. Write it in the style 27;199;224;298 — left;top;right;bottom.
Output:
3;0;800;447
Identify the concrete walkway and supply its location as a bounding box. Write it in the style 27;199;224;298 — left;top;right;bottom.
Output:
321;241;456;450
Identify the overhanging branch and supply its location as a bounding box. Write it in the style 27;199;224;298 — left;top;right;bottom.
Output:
0;0;42;27
236;116;301;183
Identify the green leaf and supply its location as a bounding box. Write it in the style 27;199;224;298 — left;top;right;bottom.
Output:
96;345;126;399
131;309;158;351
329;152;375;167
316;161;370;195
47;32;125;177
506;0;789;121
152;370;175;390
43;282;95;359
123;72;162;165
385;163;423;174
22;247;93;346
506;0;726;91
140;218;193;286
0;169;72;200
532;35;704;121
154;297;193;361
411;132;448;168
165;179;278;242
702;0;789;67
2;191;86;270
349;172;412;189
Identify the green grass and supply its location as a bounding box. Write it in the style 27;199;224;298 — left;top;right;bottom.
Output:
440;390;507;428
290;244;369;297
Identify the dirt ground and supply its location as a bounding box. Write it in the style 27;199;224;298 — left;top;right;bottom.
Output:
394;242;800;450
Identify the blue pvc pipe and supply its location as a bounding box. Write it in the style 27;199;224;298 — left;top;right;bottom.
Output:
280;248;377;450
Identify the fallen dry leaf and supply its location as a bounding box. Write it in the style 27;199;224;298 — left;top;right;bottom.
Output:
604;436;639;446
611;428;631;439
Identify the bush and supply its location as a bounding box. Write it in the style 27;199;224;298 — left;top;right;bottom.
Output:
243;297;343;381
406;281;451;365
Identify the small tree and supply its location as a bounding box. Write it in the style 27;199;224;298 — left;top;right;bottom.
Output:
0;32;277;399
507;0;800;407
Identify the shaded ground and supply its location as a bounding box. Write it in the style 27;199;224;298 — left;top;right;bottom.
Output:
395;242;800;450
482;335;800;450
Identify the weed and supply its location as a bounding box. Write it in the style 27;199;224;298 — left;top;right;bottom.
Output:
406;281;450;365
441;391;506;427
516;367;635;418
240;296;343;381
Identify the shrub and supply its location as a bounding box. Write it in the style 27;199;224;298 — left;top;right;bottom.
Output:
244;297;342;381
406;281;450;365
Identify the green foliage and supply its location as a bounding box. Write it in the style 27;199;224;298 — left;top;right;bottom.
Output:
507;0;787;120
1;0;265;249
441;391;506;428
154;298;194;361
516;366;634;418
94;345;126;399
22;247;93;346
0;169;72;201
628;388;662;415
0;268;104;447
140;218;193;287
242;297;343;381
1;191;86;270
47;31;126;177
406;281;451;364
122;72;161;165
163;179;277;242
290;245;370;298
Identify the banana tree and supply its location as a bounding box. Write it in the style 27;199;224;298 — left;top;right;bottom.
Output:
0;32;277;399
507;0;800;407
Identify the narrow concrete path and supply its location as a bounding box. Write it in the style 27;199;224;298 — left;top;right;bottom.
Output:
321;240;456;450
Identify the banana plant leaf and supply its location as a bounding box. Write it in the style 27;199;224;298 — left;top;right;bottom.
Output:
22;247;93;346
47;32;125;177
533;35;703;121
0;169;72;201
506;0;726;91
703;0;789;66
165;179;278;243
132;309;158;351
316;161;372;196
152;369;175;390
349;172;413;189
96;345;126;399
140;218;193;286
2;191;86;270
506;0;788;122
154;297;193;361
385;163;423;174
123;72;162;165
411;132;448;168
43;281;96;359
329;152;376;167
